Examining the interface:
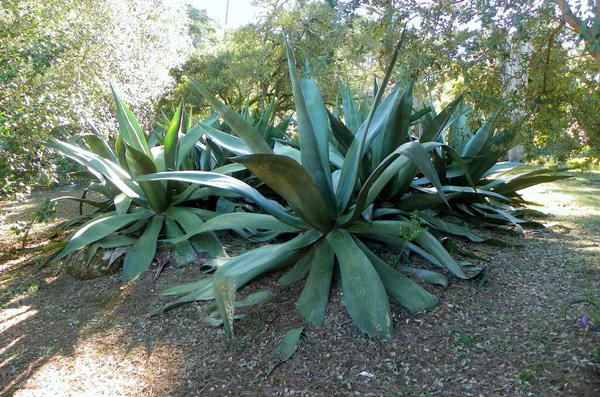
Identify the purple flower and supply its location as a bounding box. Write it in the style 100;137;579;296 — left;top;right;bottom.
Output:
581;315;591;328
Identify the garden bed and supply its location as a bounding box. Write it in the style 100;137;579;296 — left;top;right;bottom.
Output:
1;173;599;396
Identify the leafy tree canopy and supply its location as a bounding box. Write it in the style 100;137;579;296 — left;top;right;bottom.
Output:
1;0;193;194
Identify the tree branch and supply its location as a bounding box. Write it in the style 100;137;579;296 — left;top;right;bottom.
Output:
555;0;582;34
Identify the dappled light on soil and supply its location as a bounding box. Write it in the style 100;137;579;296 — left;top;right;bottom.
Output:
0;306;37;333
0;173;599;396
13;343;183;397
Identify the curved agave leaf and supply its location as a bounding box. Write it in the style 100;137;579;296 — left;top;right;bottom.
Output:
461;111;498;158
273;141;344;169
198;122;253;156
215;230;322;337
164;218;198;266
177;125;206;169
45;139;143;199
151;278;215;316
165;207;226;258
296;240;334;326
353;238;440;313
396;191;483;211
278;248;315;286
285;43;336;218
111;86;150;155
50;196;111;209
136;171;307;229
164;101;184;171
233;154;335;232
301;61;332;169
375;79;414;164
164;101;186;201
161;278;214;296
84;235;137;268
348;220;468;279
399;266;449;288
420;95;465;143
411;185;512;203
481;161;526;177
164;212;300;244
339;81;362;134
361;233;447;269
339;141;447;227
122;216;164;280
388;141;476;200
327;229;393;339
57;209;153;260
124;142;168;213
335;40;404;213
114;193;131;215
466;129;520;183
416;211;512;245
186;75;272;154
489;173;572;196
170;184;200;206
81;133;117;163
327;109;354;154
115;136;132;175
336;86;401;212
472;203;524;233
212;163;247;175
363;141;448;208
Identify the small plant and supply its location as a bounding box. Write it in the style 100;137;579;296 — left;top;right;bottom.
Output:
567;156;599;171
519;362;548;382
10;198;56;250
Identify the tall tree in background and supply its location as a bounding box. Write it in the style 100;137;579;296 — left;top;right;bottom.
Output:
331;0;600;158
0;0;193;194
165;0;384;117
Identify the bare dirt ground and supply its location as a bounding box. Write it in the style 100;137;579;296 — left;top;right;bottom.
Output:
1;174;599;397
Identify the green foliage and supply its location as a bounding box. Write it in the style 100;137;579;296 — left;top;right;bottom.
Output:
142;40;480;339
1;0;194;197
332;0;600;159
162;0;384;119
10;198;56;250
396;105;573;232
45;93;228;280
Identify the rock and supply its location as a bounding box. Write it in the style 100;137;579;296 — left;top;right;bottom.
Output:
63;247;127;280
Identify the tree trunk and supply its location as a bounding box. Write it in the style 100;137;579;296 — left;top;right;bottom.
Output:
555;0;600;69
503;41;533;163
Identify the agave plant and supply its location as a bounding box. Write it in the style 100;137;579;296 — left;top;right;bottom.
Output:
140;40;482;339
44;91;230;280
208;99;292;148
395;105;572;232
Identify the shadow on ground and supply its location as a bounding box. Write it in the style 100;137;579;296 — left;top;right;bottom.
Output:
1;173;600;396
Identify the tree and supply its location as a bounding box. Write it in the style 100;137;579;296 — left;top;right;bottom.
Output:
556;0;600;69
331;0;599;158
163;0;385;118
0;0;193;195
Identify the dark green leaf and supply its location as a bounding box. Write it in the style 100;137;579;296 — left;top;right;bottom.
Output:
296;240;334;326
327;229;393;339
122;216;163;280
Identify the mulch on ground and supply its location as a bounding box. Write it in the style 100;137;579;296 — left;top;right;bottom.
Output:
1;175;599;396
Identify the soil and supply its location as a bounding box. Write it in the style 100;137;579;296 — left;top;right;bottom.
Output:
1;174;600;397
